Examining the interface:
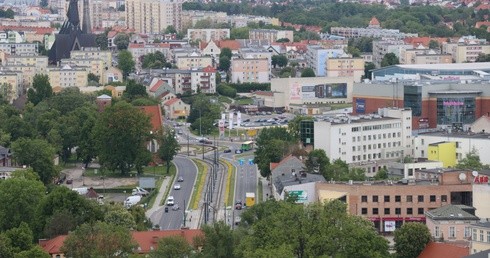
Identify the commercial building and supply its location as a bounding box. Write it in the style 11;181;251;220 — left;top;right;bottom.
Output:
314;108;412;175
187;29;230;42
230;58;269;84
248;29;293;43
126;0;183;34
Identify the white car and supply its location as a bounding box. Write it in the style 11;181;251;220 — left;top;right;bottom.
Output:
132;187;149;197
167;196;175;206
174;184;181;190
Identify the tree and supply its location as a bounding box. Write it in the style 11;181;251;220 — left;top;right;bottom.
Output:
94;101;152;174
165;25;177;34
0;82;14;103
158;130;181;174
220;47;232;60
28;74;53;105
380;53;399;67
4;222;33;253
113;33;130;50
11;138;57;184
87;73;100;84
124;80;148;101
254;127;295;178
0;234;13;258
363;62;375;80
456;149;485;170
13;246;50;258
118;50;135;79
394;222;431;258
104;206;137;230
219;56;231;71
150;236;193;258
305;149;330;175
199;221;236;258
61;221;135;257
95;31;109;50
476;53;490;62
287;115;313;140
301;68;315;77
40;0;48;7
272;55;288;68
374;168;388;180
428;40;440;50
0;178;45;232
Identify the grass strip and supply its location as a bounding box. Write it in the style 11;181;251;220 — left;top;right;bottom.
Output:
257;179;263;203
222;159;235;207
189;159;207;210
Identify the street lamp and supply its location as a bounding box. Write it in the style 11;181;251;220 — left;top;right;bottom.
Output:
199;109;202;137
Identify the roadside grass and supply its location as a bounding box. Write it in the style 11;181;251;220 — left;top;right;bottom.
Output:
218;95;233;104
189;159;207;210
83;164;175;178
222;159;235;207
329;103;352;110
159;173;176;206
235;97;253;105
257;179;263;203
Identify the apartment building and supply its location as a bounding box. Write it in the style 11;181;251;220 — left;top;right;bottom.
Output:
126;0;183;34
331;27;417;39
154;67;216;94
314;108;412;173
1;65;36;91
239;48;272;68
128;43;171;66
425;204;478;242
70;47;112;68
47;64;88;91
3;55;48;74
372;40;413;68
306;45;345;76
455;44;490;63
0;30;25;44
0;70;22;103
400;47;452;65
181;10;228;29
249;29;293;43
187;29;230;42
175;55;213;70
60;58;105;82
326;57;365;82
230;58;270;84
0;43;38;55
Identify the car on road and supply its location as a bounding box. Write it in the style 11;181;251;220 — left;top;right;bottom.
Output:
167;196;175;206
235;200;242;210
174;184;181;190
177;176;184;182
164;207;169;213
235;216;241;225
172;204;180;211
235;149;242;154
224;149;232;153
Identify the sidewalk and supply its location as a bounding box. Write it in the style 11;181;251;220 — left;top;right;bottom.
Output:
145;176;171;226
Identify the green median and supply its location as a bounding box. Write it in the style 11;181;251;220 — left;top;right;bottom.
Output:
222;159;235;207
189;159;207;210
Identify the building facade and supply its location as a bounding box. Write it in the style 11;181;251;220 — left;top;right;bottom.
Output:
306;45;345;77
0;43;38;55
326;57;365;82
248;29;293;42
428;142;457;168
126;0;183;34
175;55;213;70
187;29;230;42
372;40;413;68
47;64;88;91
230;58;269;84
470;222;490;254
425;204;478;242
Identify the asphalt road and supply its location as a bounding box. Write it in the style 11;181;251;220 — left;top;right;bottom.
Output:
230;154;257;227
158;156;197;230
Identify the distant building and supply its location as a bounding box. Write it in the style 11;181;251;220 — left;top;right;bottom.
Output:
230;58;270;84
326;57;365;82
187;29;230;42
47;64;88;92
0;43;38;55
249;29;294;42
425;204;479;242
331;16;418;40
428;142;457;168
163;98;190;119
372;39;413;68
125;0;183;34
306;45;345;76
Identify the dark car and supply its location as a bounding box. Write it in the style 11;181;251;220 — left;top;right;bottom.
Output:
165;207;169;213
177;176;184;182
66;179;73;184
224;149;232;153
235;200;242;210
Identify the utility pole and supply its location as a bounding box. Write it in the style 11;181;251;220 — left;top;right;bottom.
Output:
183;199;187;227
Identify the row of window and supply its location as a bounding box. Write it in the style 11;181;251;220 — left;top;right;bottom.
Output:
351;142;402;150
473;229;490;243
362;207;428;215
435;226;471;239
351;132;401;141
361;195;447;203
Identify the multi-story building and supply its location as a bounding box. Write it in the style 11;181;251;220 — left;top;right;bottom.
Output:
1;65;36;92
400;47;452;65
0;43;38;55
128;42;172;66
425;204;479;242
455;44;490;63
331;17;418;40
306;45;345;76
427;141;457;168
0;70;22;103
470;222;490;254
316;169;473;233
326;57;365;82
3;55;48;74
126;0;183;34
47;64;88;91
70;47;113;69
314;108;412;174
372;40;413;68
176;55;213;70
181;10;228;29
0;30;26;43
151;66;217;94
187;29;230;42
230;58;270;84
60;58;105;82
239;48;272;68
249;29;293;43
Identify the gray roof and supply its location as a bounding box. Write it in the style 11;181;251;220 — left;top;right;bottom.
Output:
464;249;490;258
425;204;479;221
471;221;490;229
271;155;326;194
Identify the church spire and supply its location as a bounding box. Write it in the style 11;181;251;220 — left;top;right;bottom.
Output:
81;0;91;33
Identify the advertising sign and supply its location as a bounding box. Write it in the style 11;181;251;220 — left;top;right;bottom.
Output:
288;190;308;203
355;98;366;114
237;112;241;127
290;83;301;100
384;221;396;232
229;112;234;130
419;118;429;129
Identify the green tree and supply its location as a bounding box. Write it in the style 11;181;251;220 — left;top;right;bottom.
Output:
0;82;14;103
305;149;330;175
43;210;78;238
123;80;148;101
114;33;130;50
95;30;109;50
14;246;50;258
374;168;389;180
165;25;177;34
219;56;231;71
104;205;137;230
456;149;485;170
0;234;13;258
158;130;181;174
380;53;399;67
61;221;135;258
0;178;45;232
27;74;53;105
272;55;288;68
11;138;57;184
87;73;100;84
428;40;440;50
94;101;152;174
73;106;98;168
254;127;295;178
287;115;313;140
118;50;136;79
363;62;375;80
4;222;33;253
220;47;232;60
150;236;193;258
394;222;431;258
199;221;236;258
301;68;315;77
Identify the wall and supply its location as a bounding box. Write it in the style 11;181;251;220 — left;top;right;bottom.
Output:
473;184;490;218
428;142;457;168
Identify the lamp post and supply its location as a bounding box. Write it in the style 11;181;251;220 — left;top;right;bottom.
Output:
199;109;202;137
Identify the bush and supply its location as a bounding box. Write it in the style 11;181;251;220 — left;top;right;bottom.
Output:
217;84;237;98
227;83;270;93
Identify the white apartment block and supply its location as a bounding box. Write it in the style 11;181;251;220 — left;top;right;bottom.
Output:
231;58;270;84
399;47;452;65
126;0;183;34
70;47;113;68
314;108;413;168
157;67;217;94
372;40;413;68
175;55;213;70
187;29;230;42
249;29;293;42
330;27;417;39
0;43;38;56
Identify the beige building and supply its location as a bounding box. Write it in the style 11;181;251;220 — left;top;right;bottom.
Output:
470;222;490;254
2;65;36;91
187;29;230;42
70;48;112;68
0;71;22;103
126;0;183;34
128;42;171;67
231;58;269;84
249;29;293;42
176;54;213;70
326;57;365;82
455;44;490;63
0;43;38;55
47;65;88;92
425;204;478;242
163;97;190;119
3;55;48;74
400;47;452;65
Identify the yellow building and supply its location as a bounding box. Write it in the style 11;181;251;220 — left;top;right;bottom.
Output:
455;44;490;63
60;58;106;83
47;65;88;92
0;71;22;103
427;141;457;168
326;57;365;83
70;48;112;68
470;222;490;254
176;55;213;70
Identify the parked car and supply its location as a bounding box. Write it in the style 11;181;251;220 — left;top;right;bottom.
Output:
235;200;242;210
66;179;73;184
177;176;184;182
174;184;181;190
132;187;150;197
235;150;242;154
224;149;232;153
167;196;175;206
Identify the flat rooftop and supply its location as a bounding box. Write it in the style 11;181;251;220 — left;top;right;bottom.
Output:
419;131;490;139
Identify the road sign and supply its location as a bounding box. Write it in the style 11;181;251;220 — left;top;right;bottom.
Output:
248;159;254;165
239;159;244;166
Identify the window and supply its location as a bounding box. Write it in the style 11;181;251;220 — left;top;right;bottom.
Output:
474;229;477;241
487;231;490;242
465;227;471;238
435;226;440;238
406;195;413;202
481;230;484;242
373;208;379;215
441;195;447;202
418;195;424;202
450;227;456;238
361;195;368;202
384;195;390;202
407;208;413;215
362;208;367;215
395;208;401;215
418;208;424;215
373;196;378;202
395;195;401;202
430;195;436;202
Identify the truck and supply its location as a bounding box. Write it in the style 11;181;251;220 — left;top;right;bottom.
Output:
124;195;142;209
245;192;255;207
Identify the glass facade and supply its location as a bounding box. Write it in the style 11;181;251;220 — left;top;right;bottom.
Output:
300;120;314;146
436;97;476;125
404;86;422;117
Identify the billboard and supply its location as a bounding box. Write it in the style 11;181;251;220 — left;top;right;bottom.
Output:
288;190;308;203
418;118;429;129
355;98;366;114
314;83;347;98
384;221;396;232
290;83;301;100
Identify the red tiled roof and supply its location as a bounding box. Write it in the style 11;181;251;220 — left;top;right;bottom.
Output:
476;4;490;10
128;43;145;49
255;91;274;96
39;235;67;255
475;21;490;28
369;17;380;26
164;98;181;106
138;105;163;132
202;65;217;73
107;31;118;38
150;80;164;92
132;229;203;254
216;40;240;50
418;242;469;258
403;37;448;48
0;26;54;35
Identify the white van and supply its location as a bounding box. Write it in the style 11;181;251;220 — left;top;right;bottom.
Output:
124;195;142;208
166;196;175;206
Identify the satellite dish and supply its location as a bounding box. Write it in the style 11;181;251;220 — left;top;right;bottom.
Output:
472;171;479;177
459;173;467;181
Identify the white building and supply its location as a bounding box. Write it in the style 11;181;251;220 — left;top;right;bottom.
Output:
0;43;38;55
372;40;413;68
125;0;183;34
230;58;270;84
306;45;345;77
187;29;230;42
314;108;413;174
